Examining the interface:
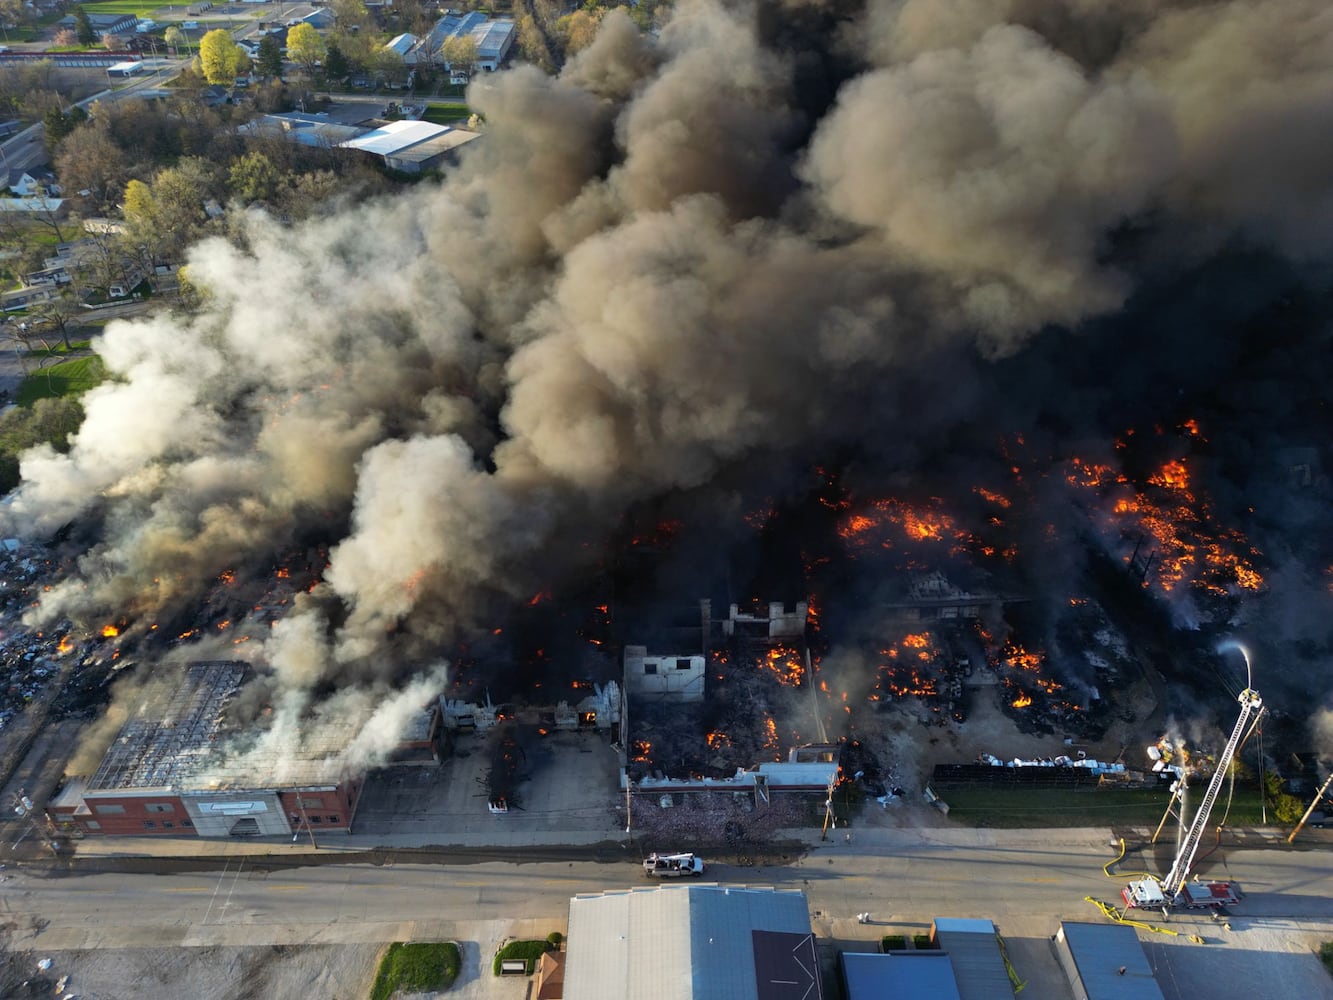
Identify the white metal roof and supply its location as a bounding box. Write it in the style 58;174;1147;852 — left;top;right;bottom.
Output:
339;119;451;156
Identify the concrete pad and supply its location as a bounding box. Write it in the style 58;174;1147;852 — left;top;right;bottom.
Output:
354;729;622;842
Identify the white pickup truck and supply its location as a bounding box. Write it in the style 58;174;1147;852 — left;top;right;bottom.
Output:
643;852;705;877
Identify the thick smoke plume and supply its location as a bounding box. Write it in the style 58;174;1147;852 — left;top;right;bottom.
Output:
8;0;1333;775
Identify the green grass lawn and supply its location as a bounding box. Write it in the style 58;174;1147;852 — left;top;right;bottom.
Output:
369;942;461;1000
492;939;550;976
936;784;1268;828
26;339;93;358
421;102;471;125
79;0;183;15
16;355;107;406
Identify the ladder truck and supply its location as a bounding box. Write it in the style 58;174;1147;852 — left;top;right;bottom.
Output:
1123;686;1263;911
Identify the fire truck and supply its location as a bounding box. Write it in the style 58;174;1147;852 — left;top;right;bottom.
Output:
1123;686;1262;912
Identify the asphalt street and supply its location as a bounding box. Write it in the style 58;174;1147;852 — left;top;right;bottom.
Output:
3;830;1332;1000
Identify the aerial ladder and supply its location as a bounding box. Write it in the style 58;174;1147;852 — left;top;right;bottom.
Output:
1124;686;1263;911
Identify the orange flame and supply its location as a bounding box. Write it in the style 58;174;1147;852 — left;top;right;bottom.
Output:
1012;693;1033;708
101;624;119;638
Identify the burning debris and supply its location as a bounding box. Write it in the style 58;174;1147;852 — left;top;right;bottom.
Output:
2;0;1333;783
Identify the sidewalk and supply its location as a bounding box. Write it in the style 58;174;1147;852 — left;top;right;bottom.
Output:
60;824;1128;861
58;820;1328;865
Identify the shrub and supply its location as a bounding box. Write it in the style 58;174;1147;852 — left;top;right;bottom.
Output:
546;931;563;947
912;934;933;950
1320;941;1333;978
369;941;460;1000
880;935;906;952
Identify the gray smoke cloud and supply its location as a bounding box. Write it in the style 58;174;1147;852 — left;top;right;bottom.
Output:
9;0;1333;775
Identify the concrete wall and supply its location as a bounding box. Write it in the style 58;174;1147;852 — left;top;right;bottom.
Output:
182;790;291;838
623;645;705;702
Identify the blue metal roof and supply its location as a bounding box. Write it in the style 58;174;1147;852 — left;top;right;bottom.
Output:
1057;922;1166;1000
840;953;962;1000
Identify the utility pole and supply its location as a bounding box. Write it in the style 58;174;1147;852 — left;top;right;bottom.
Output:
624;769;632;844
820;773;836;842
1288;773;1333;844
295;793;318;849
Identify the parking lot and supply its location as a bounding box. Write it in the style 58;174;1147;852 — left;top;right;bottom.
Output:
353;727;624;842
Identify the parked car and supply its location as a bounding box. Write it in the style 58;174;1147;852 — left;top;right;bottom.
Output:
643;852;705;877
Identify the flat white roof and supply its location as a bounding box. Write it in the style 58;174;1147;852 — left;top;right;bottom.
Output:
339;119;451;156
107;61;144;72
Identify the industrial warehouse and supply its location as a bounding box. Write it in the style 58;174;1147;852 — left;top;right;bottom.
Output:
47;661;366;839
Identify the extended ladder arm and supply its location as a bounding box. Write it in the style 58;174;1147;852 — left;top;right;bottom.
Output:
1162;688;1263;897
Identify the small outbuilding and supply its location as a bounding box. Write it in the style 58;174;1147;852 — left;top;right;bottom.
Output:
1054;922;1166;1000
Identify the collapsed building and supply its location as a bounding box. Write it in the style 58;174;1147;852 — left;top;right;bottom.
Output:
48;662;365;838
622;599;838;808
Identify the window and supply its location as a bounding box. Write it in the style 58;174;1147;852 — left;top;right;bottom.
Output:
94;804;126;815
182;819;192;827
326;815;339;824
143;821;156;829
145;803;174;813
291;814;302;825
297;797;323;809
643;662;657;675
162;821;174;829
85;820;101;831
311;816;322;823
676;659;692;671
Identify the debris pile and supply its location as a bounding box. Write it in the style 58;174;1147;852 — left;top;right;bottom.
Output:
625;790;811;849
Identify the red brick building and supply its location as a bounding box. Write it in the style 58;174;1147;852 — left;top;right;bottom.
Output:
47;662;365;838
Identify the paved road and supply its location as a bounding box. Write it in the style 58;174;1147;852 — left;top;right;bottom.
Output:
3;832;1331;995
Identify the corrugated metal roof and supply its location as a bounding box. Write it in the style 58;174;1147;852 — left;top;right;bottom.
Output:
931;918;1014;1000
565;884;813;1000
340;120;451;156
1058;922;1166;1000
840;953;962;1000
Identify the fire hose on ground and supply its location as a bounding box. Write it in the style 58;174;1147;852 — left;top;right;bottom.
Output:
1084;897;1205;944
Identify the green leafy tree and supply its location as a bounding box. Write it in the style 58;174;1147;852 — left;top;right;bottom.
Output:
323;41;350;82
73;6;95;46
286;22;326;75
515;13;553;73
228;150;282;205
42;105;87;146
439;35;478;78
0;397;86;494
256;34;285;79
555;8;601;57
122;160;218;265
1263;771;1306;826
331;0;370;32
366;46;407;86
199;28;249;86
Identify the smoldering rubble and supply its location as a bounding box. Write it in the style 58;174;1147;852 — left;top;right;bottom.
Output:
6;0;1333;777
